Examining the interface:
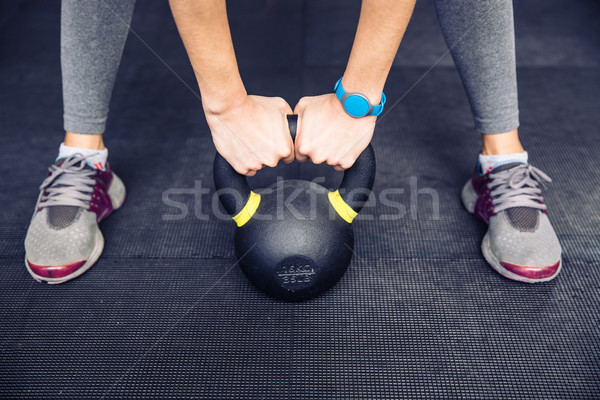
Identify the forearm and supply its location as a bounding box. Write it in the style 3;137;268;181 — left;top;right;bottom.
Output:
343;0;416;102
169;0;246;113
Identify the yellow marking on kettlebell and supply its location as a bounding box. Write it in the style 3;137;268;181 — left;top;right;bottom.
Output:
328;190;358;223
232;191;261;227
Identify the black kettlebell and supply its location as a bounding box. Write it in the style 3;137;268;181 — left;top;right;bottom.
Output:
213;115;376;301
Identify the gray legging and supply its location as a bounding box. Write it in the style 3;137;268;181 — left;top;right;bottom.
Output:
434;0;519;134
61;0;518;136
61;0;135;134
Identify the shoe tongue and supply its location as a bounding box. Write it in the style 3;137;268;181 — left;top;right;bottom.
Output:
46;156;92;229
55;156;96;170
490;161;539;232
491;161;527;173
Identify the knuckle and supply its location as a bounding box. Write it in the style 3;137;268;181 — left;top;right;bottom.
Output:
340;159;354;170
297;143;311;156
236;166;250;175
229;160;244;174
311;154;325;164
275;97;289;109
242;159;261;172
296;98;307;109
264;157;278;168
326;157;341;167
278;145;293;158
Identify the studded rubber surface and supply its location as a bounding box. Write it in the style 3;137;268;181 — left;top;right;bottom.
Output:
1;0;599;399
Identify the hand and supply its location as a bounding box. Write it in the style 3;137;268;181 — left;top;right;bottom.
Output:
204;95;294;176
294;94;376;171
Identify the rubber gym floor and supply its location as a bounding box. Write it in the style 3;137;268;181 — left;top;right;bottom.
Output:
1;0;599;398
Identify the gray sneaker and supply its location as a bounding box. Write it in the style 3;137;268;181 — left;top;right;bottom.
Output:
24;154;126;284
461;162;562;283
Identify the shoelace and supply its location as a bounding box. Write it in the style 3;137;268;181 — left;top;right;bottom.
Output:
488;164;552;213
36;154;97;210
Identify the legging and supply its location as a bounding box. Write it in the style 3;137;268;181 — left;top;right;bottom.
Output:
434;0;519;134
61;0;518;135
61;0;135;134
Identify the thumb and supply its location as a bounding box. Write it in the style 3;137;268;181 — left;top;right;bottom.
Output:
293;99;304;114
293;114;309;163
284;102;293;115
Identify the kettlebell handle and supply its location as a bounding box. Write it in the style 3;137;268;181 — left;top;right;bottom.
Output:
213;114;376;225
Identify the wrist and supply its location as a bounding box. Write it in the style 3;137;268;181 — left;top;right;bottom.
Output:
339;74;385;105
334;75;386;118
201;82;248;116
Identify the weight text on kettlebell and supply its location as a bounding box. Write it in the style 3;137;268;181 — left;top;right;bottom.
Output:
276;264;316;285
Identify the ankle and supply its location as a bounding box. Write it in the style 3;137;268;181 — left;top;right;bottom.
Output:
480;129;524;155
64;132;105;150
58;143;109;170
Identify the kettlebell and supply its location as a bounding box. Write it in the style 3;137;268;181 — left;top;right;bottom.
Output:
213;114;376;301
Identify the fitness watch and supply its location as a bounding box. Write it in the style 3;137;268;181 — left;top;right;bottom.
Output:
334;77;386;118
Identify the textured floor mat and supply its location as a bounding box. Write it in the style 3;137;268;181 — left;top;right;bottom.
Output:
0;256;599;399
1;0;599;399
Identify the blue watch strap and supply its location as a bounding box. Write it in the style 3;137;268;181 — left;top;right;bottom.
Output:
371;92;386;116
334;77;386;117
334;77;344;102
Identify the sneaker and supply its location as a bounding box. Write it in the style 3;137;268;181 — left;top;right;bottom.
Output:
24;154;126;284
461;162;562;283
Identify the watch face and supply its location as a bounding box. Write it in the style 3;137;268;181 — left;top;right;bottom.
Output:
344;94;370;117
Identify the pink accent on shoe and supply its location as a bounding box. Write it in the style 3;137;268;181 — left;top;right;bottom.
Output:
471;169;496;224
27;259;86;279
500;260;560;280
89;162;114;222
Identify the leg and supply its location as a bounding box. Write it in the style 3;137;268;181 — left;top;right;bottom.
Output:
23;0;135;284
434;0;523;155
61;0;136;149
435;0;562;282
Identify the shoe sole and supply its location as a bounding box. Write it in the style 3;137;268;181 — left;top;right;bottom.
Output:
481;232;562;283
26;227;105;284
25;173;126;284
461;180;562;283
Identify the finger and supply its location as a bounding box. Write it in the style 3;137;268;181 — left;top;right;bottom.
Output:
294;106;303;138
293;110;306;162
282;149;295;164
293;98;304;114
279;114;295;164
273;97;293;118
325;156;341;167
238;157;263;176
338;157;357;171
230;160;245;176
295;152;308;163
263;157;279;168
334;165;345;172
280;143;295;164
295;139;310;162
309;154;326;165
283;101;293;115
232;164;255;176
